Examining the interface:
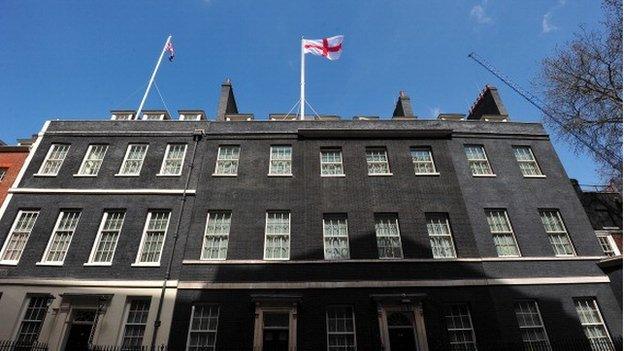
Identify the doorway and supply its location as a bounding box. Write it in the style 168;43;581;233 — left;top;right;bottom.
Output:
387;311;418;351
64;309;96;351
262;312;290;351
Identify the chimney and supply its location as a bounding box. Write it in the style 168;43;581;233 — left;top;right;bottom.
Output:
392;91;415;120
467;85;509;121
216;78;239;121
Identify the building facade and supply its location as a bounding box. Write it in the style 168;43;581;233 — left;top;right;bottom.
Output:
0;83;621;351
0;138;32;206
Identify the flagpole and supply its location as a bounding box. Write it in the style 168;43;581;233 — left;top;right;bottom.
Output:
136;35;172;120
300;36;305;120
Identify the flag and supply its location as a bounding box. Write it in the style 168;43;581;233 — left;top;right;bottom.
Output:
165;40;175;62
303;35;344;60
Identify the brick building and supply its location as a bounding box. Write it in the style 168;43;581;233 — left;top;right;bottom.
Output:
0;83;620;351
0;138;33;206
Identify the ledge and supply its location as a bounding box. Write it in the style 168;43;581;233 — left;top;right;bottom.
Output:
35;262;64;266
368;173;393;177
73;174;98;177
33;173;58;177
212;173;238;177
523;174;547;178
83;262;113;267
472;174;497;178
321;174;346;178
131;262;161;267
267;174;293;177
414;172;440;176
10;188;196;195
156;173;182;177
114;173;140;177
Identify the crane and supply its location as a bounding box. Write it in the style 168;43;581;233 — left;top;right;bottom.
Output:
467;51;622;173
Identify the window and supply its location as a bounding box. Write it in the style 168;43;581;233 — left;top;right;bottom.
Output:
180;114;201;121
88;211;125;264
445;304;477;351
375;214;403;259
264;211;290;260
111;113;133;120
118;144;149;176
0;167;7;182
121;298;151;349
0;210;39;263
323;215;350;260
214;146;240;176
186;305;219;351
159;144;187;176
142;113;164;120
77;144;108;176
136;211;171;264
320;148;345;176
41;210;81;264
366;147;391;175
485;210;520;257
410;147;437;174
201;211;231;260
426;213;457;259
513;146;543;177
464;145;494;176
15;296;51;345
268;146;292;176
574;298;613;351
37;144;70;176
539;210;575;256
326;306;356;351
514;301;551;351
595;231;621;257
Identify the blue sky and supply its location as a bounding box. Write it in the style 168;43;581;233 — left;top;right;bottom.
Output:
0;1;606;184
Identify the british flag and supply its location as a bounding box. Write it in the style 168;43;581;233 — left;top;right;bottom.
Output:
165;40;175;62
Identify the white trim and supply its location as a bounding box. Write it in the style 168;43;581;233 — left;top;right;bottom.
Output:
158;143;187;176
0;278;178;288
410;147;438;175
117;143;149;176
72;174;98;177
200;211;232;261
76;144;109;176
0;210;40;264
182;256;605;265
268;145;293;176
414;172;440;176
486;209;522;257
472;174;497;177
83;262;113;267
9;188;196;195
368;173;394;176
263;211;291;261
320;174;346;178
38;210;81;265
35;143;70;176
523;175;547;178
134;210;171;265
267;174;293;177
320;148;345;177
213;145;240;176
185;304;220;351
87;210;125;265
178;276;610;289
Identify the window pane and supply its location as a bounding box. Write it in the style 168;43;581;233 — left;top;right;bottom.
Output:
43;211;81;263
539;210;575;256
202;212;231;260
187;305;219;351
410;148;437;174
514;301;552;351
122;299;150;348
1;210;39;262
270;146;292;175
366;148;390;175
38;144;70;175
426;213;457;258
321;149;344;175
574;299;613;351
445;304;477;351
119;144;148;175
16;296;51;345
78;145;108;175
464;145;493;175
91;211;125;263
485;210;520;257
327;306;356;351
215;146;240;175
513;146;543;176
375;214;403;258
138;211;170;263
323;215;350;260
160;144;187;175
264;211;290;260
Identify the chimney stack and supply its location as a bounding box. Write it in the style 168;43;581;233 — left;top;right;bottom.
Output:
392;91;416;120
467;85;509;121
216;78;239;121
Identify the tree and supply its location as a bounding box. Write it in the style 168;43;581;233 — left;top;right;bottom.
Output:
537;0;622;190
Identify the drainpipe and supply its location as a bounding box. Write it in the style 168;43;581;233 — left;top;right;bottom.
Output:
149;128;204;350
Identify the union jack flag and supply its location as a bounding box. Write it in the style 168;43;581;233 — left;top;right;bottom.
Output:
165;40;175;62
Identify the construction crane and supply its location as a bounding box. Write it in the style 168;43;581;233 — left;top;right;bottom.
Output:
467;51;622;173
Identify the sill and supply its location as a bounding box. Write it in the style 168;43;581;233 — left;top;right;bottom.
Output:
73;174;98;177
0;261;18;266
33;173;58;177
131;262;161;267
199;258;227;261
83;262;112;266
321;174;346;178
156;173;182;177
267;174;293;177
368;173;393;177
524;174;546;178
212;173;238;177
378;257;404;260
114;173;140;177
35;261;63;266
472;174;497;178
432;257;458;260
263;258;290;261
414;172;440;176
495;255;522;259
554;254;576;258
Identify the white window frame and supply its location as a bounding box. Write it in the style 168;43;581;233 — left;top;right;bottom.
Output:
0;167;7;182
76;144;109;176
323;215;350;260
119;298;151;348
263;211;291;261
200;211;232;261
86;210;126;266
185;304;220;351
117;144;149;176
410;147;439;175
426;213;458;259
366;147;392;176
141;113;165;121
595;230;621;257
320;148;345;177
268;145;293;176
133;211;171;266
38;210;81;265
514;300;552;351
14;295;51;344
158;143;188;176
36;144;70;176
444;303;478;350
464;145;495;177
111;113;133;120
485;209;521;257
374;214;404;259
179;114;201;121
513;146;544;177
0;210;40;264
213;145;241;176
326;306;357;351
539;210;576;257
574;298;614;351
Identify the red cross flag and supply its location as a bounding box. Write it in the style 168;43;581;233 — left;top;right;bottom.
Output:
302;35;344;60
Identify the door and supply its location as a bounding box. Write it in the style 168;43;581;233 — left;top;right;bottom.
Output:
64;309;96;351
387;311;418;351
262;312;290;351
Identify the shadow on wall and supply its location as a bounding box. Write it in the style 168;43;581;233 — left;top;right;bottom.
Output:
168;233;623;351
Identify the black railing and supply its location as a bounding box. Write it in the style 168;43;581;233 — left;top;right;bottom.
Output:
89;346;167;351
0;340;48;351
428;337;623;351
